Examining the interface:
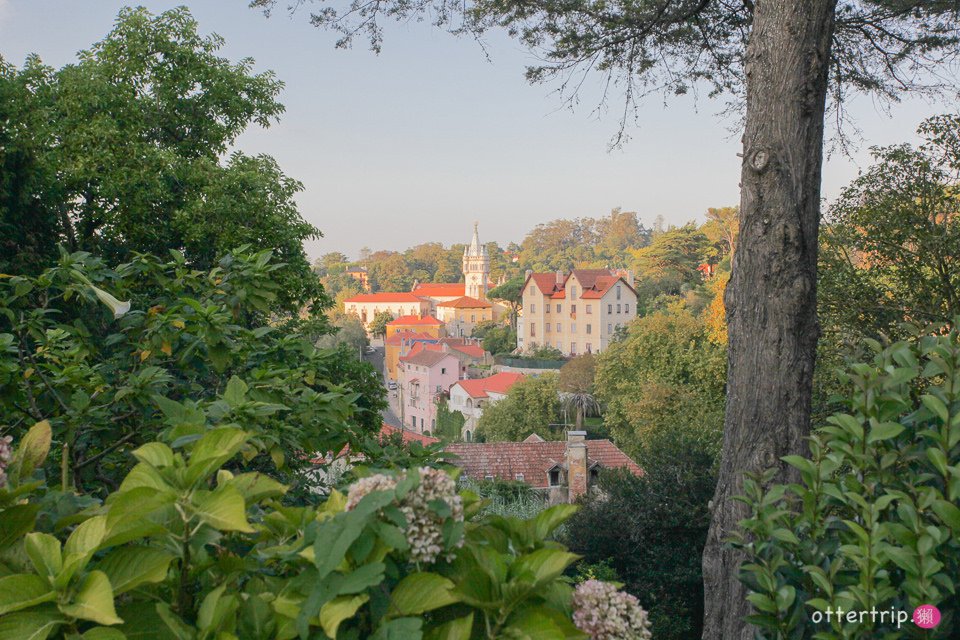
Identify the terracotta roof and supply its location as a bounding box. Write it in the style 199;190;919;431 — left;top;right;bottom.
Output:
400;350;458;367
444;438;641;488
527;273;563;297
448;343;486;359
452;372;525;399
523;270;637;301
344;292;427;304
387;315;443;326
411;283;466;297
385;331;437;346
437;296;493;309
380;423;440;446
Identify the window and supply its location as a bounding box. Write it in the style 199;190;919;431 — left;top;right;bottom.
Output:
625;304;630;314
571;324;576;333
545;304;551;314
617;304;621;313
607;304;613;314
571;304;576;314
484;474;495;481
531;324;536;337
616;285;622;300
548;469;561;486
546;323;551;333
571;342;577;354
586;304;592;314
556;303;561;313
586;324;592;334
411;416;416;427
556;323;561;333
465;430;472;442
515;473;525;482
586;343;592;353
608;323;613;333
420;417;424;429
570;285;577;299
531;303;536;314
441;367;446;374
431;419;436;429
471;314;476;322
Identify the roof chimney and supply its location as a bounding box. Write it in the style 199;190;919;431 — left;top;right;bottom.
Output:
525;269;533;280
566;430;588;502
556;270;564;285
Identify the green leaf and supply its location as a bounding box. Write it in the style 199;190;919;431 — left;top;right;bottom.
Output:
0;504;41;550
371;617;423;640
509;549;580;585
320;594;369;638
531;504;578;540
118;463;174;494
196;584;239;633
0;574;57;615
927;448;948;476
781;455;815;476
237;594;275;640
154;603;195;640
390;573;459;616
228;472;288;503
60;570;123;626
0;606;66;640
223;376;248;407
82;627;127;639
97;547;174;595
12;420;52;481
504;608;586;640
424;614;474;640
190;486;254;533
184;428;249;486
867;421;905;443
932;499;960;532
922;394;949;424
24;532;62;578
131;443;174;469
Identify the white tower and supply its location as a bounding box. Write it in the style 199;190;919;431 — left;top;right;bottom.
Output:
463;222;489;300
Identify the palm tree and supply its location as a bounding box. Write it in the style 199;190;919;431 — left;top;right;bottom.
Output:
561;391;599;430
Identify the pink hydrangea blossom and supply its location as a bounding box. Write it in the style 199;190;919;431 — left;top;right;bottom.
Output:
573;580;652;640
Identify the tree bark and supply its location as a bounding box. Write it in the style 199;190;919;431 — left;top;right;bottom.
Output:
702;2;837;638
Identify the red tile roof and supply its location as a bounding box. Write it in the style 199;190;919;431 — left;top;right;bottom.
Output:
411;283;466;297
344;292;427;303
444;438;641;488
385;331;437;346
381;423;440;446
400;349;459;367
437;296;493;309
523;270;636;300
448;343;486;359
452;372;525;399
388;315;443;326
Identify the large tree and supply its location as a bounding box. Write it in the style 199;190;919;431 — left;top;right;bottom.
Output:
253;0;960;635
1;7;322;310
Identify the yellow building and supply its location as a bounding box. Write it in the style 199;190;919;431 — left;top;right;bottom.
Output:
435;296;494;337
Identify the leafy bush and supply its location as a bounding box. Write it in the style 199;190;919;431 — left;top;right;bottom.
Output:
0;420;596;639
0;248;385;494
735;325;960;638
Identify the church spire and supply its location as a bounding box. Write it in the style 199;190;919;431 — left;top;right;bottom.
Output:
467;221;484;256
463;222;490;300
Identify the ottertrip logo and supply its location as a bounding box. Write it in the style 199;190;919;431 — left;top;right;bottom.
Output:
810;605;941;630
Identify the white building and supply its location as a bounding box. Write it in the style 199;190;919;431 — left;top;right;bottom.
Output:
449;372;525;441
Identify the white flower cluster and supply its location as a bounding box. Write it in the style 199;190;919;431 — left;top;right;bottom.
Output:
0;435;13;488
573;580;653;640
344;467;464;564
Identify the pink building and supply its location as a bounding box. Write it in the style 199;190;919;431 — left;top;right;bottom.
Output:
398;349;460;434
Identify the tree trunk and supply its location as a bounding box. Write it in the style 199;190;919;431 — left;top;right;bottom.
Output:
702;2;836;638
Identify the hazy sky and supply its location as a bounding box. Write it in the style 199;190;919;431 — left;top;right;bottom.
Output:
0;1;948;260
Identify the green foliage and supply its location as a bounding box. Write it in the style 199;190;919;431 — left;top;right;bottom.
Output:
477;323;516;356
317;314;370;352
0;7;321;310
0;248;383;494
565;421;719;640
0;420;587;639
434;398;466;442
595;302;725;458
526;344;565;360
734;325;960;638
820;113;960;345
369;310;395;339
477;373;563;442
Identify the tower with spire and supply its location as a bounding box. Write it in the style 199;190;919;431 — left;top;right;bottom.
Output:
463;222;490;300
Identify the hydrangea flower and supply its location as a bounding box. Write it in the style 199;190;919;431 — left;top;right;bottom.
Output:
0;435;13;488
344;467;464;564
573;580;652;640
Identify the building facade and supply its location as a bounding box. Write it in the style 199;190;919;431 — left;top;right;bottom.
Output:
398;350;460;434
519;269;638;356
463;223;490;301
342;293;432;328
448;372;525;441
435;296;493;337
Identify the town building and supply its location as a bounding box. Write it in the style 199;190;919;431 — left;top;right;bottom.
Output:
398;349;460;434
518;269;638;356
386;315;445;337
345;266;370;291
445;431;642;503
449;372;525;441
384;331;440;381
463;222;490;301
435;295;494;337
342;292;431;328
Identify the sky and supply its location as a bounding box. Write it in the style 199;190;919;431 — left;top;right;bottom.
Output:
0;1;950;260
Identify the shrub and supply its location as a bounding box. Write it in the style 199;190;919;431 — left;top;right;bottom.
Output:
735;324;960;637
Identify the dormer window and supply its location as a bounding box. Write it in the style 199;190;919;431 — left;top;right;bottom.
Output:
548;468;561;487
